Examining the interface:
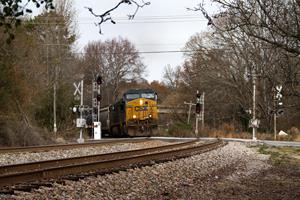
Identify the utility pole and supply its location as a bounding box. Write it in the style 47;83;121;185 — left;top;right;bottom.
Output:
53;26;60;135
53;65;57;134
202;92;205;130
184;101;195;124
252;69;257;141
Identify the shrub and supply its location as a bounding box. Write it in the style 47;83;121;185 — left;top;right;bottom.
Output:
0;120;55;147
168;122;193;137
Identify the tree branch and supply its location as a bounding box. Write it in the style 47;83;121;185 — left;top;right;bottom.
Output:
85;0;150;34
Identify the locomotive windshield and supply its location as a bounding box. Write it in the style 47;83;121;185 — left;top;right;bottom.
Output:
125;93;140;100
141;93;156;99
125;93;156;100
124;89;157;101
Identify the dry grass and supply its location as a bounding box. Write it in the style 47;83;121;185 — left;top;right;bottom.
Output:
293;134;300;142
211;131;274;140
0;121;55;147
198;123;300;141
201;129;300;141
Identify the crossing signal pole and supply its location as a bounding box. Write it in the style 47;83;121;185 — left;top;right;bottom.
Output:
96;75;102;121
93;75;102;140
274;85;283;140
73;80;85;143
195;91;200;136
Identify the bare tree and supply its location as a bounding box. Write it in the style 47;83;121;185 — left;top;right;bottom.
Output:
162;64;181;91
193;0;300;55
82;37;146;105
85;0;150;34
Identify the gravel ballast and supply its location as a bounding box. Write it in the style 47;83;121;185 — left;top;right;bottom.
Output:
0;142;274;200
0;140;173;166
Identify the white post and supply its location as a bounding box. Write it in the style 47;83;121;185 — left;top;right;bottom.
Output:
184;101;195;124
274;112;277;141
188;102;192;124
195;114;199;137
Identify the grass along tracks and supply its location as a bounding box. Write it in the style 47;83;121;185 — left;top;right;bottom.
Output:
0;139;225;193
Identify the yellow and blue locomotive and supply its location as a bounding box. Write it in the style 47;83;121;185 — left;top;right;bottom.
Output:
99;89;158;137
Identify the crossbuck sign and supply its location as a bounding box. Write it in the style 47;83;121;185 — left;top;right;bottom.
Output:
73;82;82;96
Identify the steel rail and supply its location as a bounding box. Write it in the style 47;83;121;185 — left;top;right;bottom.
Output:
0;138;150;154
0;139;198;175
0;140;225;189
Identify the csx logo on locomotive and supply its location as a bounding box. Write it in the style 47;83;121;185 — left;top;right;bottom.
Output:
134;106;148;111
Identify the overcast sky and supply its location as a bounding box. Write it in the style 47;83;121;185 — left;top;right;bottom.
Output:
73;0;216;82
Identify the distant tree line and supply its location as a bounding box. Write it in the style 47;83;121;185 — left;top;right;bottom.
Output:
160;0;300;136
0;0;161;146
0;0;299;146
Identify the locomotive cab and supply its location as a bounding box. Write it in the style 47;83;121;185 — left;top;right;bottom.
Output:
123;89;158;136
99;88;158;137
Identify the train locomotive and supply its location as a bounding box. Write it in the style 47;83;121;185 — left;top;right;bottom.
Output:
99;89;158;137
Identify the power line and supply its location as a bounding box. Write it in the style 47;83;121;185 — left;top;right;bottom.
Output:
27;19;206;25
138;50;193;54
136;43;185;46
24;14;207;25
30;14;205;20
72;49;208;55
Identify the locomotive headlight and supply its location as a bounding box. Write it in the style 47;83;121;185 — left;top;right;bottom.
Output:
139;99;143;105
148;114;152;118
133;115;137;119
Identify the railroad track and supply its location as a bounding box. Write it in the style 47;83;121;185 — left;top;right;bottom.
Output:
0;138;150;154
0;139;226;193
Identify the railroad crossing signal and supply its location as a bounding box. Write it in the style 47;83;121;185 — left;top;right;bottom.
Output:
277;109;284;116
73;82;82;101
96;94;102;102
93;74;102;140
195;90;203;114
196;104;201;114
73;82;81;96
96;75;102;85
195;90;205;136
275;85;284;116
276;85;282;93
